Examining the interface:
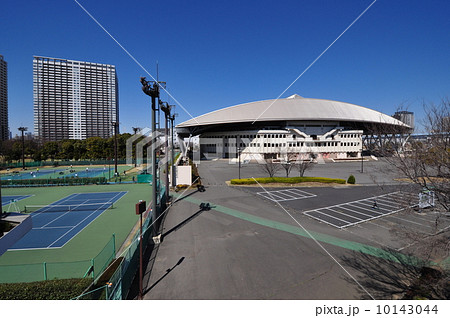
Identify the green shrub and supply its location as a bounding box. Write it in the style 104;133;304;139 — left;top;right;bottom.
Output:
230;176;346;185
0;278;92;300
2;177;107;187
347;175;356;184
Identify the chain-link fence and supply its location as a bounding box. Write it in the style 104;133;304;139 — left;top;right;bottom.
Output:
0;234;116;284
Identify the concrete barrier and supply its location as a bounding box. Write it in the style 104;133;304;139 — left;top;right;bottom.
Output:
0;213;32;256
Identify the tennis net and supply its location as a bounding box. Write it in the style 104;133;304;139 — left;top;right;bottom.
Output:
23;202;114;214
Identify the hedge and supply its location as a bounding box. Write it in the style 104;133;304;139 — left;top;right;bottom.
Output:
230;176;346;185
0;278;92;300
1;176;107;187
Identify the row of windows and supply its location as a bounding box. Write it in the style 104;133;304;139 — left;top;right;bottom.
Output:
340;134;360;138
203;141;361;148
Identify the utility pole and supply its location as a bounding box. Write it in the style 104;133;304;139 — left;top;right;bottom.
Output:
140;77;165;225
18;127;27;170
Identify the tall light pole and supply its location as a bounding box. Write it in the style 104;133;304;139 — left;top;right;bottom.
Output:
132;127;140;167
360;134;364;173
111;122;119;176
141;77;165;225
18;127;27;170
160;101;172;201
238;146;241;179
169;112;177;188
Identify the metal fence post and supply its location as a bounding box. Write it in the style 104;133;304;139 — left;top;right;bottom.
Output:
112;233;116;258
43;262;47;280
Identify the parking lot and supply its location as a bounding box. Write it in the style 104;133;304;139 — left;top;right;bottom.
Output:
257;188;316;202
241;184;450;251
303;191;417;229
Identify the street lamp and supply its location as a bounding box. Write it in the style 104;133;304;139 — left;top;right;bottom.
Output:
18;127;27;170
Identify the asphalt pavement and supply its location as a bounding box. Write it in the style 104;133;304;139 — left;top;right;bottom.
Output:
137;159;444;299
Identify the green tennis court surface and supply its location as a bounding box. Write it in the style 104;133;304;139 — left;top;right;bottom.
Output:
0;183;153;283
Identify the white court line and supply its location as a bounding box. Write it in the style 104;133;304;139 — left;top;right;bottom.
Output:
35;226;73;230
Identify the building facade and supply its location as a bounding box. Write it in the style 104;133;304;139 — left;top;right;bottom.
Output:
177;94;411;162
0;55;8;141
33;56;118;142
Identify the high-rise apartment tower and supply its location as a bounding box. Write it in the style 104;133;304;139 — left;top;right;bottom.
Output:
33;56;118;142
0;55;8;141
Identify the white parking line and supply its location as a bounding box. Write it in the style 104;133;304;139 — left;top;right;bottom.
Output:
257;188;316;202
303;191;417;229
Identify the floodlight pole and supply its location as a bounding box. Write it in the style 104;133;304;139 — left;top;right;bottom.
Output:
18;127;27;170
140;77;165;223
112;122;119;176
132;127;140;167
160;101;172;201
169;113;177;188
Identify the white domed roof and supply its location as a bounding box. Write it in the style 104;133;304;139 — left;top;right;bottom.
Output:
177;96;409;128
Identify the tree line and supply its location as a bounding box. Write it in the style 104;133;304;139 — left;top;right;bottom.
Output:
0;133;150;163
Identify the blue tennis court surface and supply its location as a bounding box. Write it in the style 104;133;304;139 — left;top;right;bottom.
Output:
8;191;127;250
2;195;32;206
1;167;112;181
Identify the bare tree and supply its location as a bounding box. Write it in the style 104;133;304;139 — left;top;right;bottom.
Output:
361;98;450;299
259;158;281;178
281;153;297;177
294;152;315;177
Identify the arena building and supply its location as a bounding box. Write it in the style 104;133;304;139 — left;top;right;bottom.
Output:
176;94;411;161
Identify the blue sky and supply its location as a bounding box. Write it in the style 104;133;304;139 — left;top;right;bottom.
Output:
1;0;449;136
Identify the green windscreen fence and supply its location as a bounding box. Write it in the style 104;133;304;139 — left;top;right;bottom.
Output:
0;235;116;284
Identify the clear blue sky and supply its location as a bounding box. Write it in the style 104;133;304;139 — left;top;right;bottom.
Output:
1;0;449;136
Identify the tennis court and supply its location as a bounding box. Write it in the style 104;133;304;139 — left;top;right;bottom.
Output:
1;167;112;181
9;191;127;250
303;191;417;228
2;195;32;206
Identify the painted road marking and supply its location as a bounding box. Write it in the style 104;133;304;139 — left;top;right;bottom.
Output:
257;188;316;202
303;191;417;229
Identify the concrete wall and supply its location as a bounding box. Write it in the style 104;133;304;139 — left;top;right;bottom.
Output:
0;215;32;256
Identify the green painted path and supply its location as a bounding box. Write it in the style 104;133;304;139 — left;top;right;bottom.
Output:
176;193;434;267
